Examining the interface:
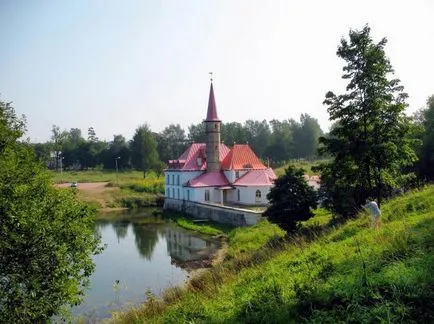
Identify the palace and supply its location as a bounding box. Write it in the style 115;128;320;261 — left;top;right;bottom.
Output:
163;80;276;210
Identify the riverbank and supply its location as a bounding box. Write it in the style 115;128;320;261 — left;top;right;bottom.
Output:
52;170;164;210
109;186;434;323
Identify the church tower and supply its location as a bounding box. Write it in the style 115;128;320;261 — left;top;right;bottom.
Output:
204;79;221;173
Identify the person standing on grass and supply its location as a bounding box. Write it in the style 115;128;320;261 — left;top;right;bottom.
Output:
364;199;381;228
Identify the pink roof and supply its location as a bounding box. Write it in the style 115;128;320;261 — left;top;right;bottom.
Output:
168;143;230;171
221;144;266;170
187;171;230;188
205;83;220;121
234;168;277;186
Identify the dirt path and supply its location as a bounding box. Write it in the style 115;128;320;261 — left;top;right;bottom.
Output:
56;182;110;190
56;182;124;210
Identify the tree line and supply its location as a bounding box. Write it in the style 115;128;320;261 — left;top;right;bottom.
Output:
32;114;324;176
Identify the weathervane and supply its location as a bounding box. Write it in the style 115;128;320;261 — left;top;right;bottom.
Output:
209;72;213;82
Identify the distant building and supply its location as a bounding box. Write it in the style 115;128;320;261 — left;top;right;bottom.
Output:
163;80;277;208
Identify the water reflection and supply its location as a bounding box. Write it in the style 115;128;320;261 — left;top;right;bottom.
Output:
72;209;220;320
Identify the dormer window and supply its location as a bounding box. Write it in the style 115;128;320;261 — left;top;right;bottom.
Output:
197;157;202;166
235;171;240;179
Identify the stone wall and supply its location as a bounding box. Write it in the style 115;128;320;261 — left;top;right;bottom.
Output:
164;198;264;227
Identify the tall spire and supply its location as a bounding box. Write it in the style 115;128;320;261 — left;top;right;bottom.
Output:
205;76;220;122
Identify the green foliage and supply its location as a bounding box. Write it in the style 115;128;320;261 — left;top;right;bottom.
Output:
130;124;160;178
317;25;417;217
0;101;101;322
265;166;317;232
415;95;434;182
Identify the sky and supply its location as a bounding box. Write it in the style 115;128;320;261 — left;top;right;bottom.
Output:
1;0;433;143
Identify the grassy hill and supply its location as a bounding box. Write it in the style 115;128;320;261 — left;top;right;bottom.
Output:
111;186;434;323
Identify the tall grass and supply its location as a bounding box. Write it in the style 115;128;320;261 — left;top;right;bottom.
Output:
110;186;434;323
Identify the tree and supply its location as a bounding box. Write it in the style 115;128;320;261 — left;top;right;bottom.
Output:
264;166;317;232
244;119;270;158
157;124;187;162
293;114;323;160
130;124;159;178
265;119;293;164
0;100;101;322
187;122;206;143
416;95;434;182
317;25;417;217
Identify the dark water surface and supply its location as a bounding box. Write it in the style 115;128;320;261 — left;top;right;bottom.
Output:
72;209;220;320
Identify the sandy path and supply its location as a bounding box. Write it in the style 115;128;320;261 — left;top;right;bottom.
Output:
56;182;110;191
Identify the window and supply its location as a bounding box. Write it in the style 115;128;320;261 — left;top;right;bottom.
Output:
172;174;175;185
177;188;180;199
235;171;240;179
255;190;261;203
166;188;169;197
166;175;169;184
237;189;240;202
172;188;175;198
205;190;210;201
187;190;190;201
177;175;180;185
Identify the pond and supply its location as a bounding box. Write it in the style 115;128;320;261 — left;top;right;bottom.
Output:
72;209;220;321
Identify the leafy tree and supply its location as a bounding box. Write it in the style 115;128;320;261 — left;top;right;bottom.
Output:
244;119;270;158
416;95;434;182
130;124;159;178
157;124;187;162
0;100;101;322
293;114;323;160
101;134;130;170
264;166;317;232
50;124;67;170
317;25;417;217
221;122;247;146
187;122;206;143
265;119;293;164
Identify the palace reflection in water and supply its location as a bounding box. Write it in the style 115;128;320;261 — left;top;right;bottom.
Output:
73;211;220;320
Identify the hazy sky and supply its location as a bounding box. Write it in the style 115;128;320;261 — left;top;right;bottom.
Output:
1;0;433;142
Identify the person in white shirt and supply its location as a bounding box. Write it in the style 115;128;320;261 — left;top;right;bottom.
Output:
364;199;381;228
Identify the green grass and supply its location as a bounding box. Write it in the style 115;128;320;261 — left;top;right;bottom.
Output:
274;159;328;176
111;185;434;323
175;218;225;236
52;170;164;209
51;169;148;184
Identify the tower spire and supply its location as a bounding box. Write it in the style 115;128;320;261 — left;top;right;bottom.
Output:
205;74;220;122
204;74;221;172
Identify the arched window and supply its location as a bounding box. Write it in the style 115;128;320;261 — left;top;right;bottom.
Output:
177;175;180;185
255;190;261;203
237;189;240;201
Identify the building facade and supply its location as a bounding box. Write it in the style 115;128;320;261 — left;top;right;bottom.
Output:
163;81;277;210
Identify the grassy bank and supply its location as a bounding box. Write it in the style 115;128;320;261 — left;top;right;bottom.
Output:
274;159;328;176
52;170;164;209
111;186;434;323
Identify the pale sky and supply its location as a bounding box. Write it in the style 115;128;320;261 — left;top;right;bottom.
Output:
1;0;433;142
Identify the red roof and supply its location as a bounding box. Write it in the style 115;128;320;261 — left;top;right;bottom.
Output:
187;171;230;188
234;168;277;186
221;144;266;170
168;143;230;171
205;83;220;121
